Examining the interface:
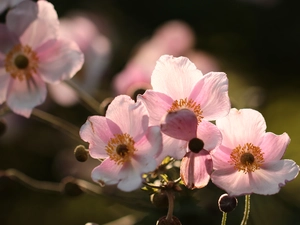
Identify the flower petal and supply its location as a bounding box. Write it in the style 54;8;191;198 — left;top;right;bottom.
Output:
211;145;233;170
133;126;162;171
0;70;10;104
260;132;290;162
180;151;213;189
0;24;19;54
197;120;222;151
37;39;84;83
6;74;46;117
7;1;59;49
106;95;149;141
189;72;230;120
79;116;122;159
137;90;174;126
216;108;266;149
151;55;203;100
117;165;143;192
250;160;299;195
160;109;197;141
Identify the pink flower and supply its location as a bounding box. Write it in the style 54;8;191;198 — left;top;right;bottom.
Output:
211;108;299;196
138;55;230;163
79;95;162;192
0;1;84;117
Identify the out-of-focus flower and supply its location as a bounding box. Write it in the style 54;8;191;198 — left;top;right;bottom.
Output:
138;55;230;164
0;1;84;117
113;20;219;98
79;95;162;192
211;108;299;196
0;0;25;14
48;13;111;106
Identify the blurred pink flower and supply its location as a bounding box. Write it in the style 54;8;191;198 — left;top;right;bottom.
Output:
138;55;230;163
113;20;219;97
211;108;299;196
0;0;25;13
0;1;84;117
49;13;111;106
80;95;162;192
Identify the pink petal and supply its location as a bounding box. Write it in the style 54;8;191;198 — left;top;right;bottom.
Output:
251;160;299;195
189;72;230;121
133;126;162;171
79;116;122;159
211;167;251;196
211;145;233;170
180;151;213;189
0;24;19;54
6;74;46;118
260;132;290;162
91;158;124;186
155;134;187;163
151;55;203;100
0;70;10;104
137;90;174;126
7;1;59;49
197;120;222;151
106;95;149;141
160;109;197;141
216;108;266;149
37;39;84;83
117;165;143;192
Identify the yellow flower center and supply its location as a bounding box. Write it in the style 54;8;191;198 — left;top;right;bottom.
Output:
229;143;264;173
106;133;136;165
5;44;39;81
167;98;204;123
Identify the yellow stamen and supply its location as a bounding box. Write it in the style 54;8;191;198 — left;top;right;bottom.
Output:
106;133;136;165
168;98;203;123
229;143;264;173
5;44;39;81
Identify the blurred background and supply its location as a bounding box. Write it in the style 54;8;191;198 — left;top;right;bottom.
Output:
1;0;300;224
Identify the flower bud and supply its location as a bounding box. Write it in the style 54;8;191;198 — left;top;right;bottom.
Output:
218;193;238;213
188;138;204;153
74;145;89;162
150;191;169;208
62;177;83;196
156;216;182;225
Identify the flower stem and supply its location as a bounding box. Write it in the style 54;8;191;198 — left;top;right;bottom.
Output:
240;194;251;225
64;80;101;114
165;190;174;221
221;212;227;225
31;108;83;143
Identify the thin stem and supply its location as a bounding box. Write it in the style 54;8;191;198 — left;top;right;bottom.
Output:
64;80;101;114
240;194;251;225
165;190;174;221
31;108;83;143
221;212;227;225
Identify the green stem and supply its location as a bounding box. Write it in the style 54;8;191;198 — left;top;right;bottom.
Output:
64;80;101;114
165;190;174;221
240;195;251;225
221;212;227;225
31;108;83;143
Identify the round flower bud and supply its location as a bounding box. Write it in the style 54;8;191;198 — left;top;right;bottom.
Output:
74;145;89;162
0;119;6;137
63;178;83;196
150;192;169;208
188;138;204;153
218;193;238;213
156;216;182;225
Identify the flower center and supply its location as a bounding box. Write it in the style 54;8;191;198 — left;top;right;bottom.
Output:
106;133;136;165
167;98;203;123
5;44;39;81
229;143;264;173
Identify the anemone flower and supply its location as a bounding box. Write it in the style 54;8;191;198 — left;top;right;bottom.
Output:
80;95;162;192
211;108;299;196
0;1;83;117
